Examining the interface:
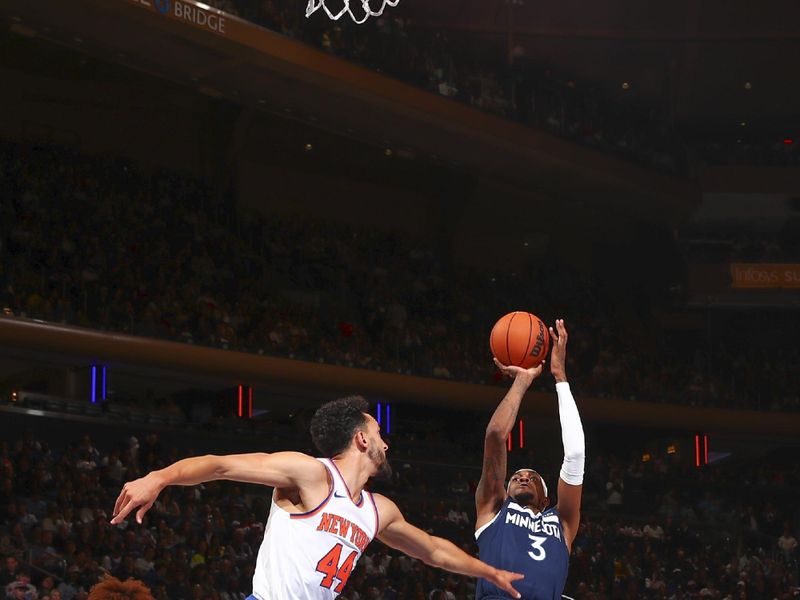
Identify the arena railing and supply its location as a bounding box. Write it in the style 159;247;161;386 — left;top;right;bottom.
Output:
1;316;799;436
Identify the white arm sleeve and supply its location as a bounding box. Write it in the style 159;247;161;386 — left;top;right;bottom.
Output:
556;381;585;486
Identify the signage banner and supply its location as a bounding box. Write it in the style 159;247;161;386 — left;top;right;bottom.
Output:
126;0;232;37
730;263;800;289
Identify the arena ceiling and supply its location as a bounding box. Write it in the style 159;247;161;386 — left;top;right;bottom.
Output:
400;0;800;135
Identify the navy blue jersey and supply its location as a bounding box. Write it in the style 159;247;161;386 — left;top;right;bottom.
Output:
475;498;569;600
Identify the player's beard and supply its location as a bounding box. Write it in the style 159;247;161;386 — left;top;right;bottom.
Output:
513;491;535;506
369;446;392;481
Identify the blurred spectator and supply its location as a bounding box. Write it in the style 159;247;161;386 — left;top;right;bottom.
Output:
86;577;154;600
778;523;798;561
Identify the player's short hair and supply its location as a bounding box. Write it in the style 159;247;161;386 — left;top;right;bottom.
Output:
87;577;154;600
310;396;370;457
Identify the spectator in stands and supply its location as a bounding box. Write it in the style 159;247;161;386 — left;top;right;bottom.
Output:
778;523;798;561
87;577;154;600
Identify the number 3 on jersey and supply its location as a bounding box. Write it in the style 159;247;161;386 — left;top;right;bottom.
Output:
316;543;357;593
527;534;547;561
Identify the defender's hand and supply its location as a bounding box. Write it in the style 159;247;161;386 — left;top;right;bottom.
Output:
111;473;165;525
549;318;568;383
488;567;524;599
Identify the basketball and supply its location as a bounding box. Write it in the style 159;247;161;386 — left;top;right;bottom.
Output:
490;311;550;368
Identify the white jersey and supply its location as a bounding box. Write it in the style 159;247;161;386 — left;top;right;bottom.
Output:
251;458;380;600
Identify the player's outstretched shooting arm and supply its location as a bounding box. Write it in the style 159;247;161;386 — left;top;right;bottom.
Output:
549;319;585;551
475;356;545;529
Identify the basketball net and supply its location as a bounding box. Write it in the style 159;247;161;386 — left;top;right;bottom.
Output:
305;0;401;23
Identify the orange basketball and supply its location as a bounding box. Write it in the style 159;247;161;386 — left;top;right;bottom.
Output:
490;311;550;368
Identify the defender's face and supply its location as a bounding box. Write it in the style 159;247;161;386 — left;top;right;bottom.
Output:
508;470;545;508
364;414;392;480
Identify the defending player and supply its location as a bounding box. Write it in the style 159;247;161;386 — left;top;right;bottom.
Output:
111;396;524;600
475;319;585;600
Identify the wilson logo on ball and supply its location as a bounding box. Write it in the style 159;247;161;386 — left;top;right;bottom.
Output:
530;321;547;358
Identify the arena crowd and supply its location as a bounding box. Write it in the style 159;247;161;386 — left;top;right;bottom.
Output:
2;141;798;412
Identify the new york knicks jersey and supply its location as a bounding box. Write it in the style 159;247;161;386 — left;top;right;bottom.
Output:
250;458;379;600
475;498;569;600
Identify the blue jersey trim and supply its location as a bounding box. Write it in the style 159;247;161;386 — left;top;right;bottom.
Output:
288;462;334;519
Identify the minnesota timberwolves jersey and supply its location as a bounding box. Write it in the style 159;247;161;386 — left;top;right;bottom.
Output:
475;498;569;600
